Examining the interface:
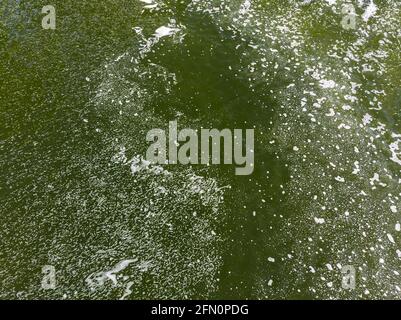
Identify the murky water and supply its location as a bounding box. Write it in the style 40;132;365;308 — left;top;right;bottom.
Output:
1;0;401;299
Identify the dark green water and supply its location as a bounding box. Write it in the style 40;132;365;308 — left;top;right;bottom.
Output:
1;0;401;299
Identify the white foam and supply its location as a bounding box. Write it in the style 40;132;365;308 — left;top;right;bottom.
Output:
155;26;180;38
319;79;336;89
314;217;325;224
362;1;378;22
